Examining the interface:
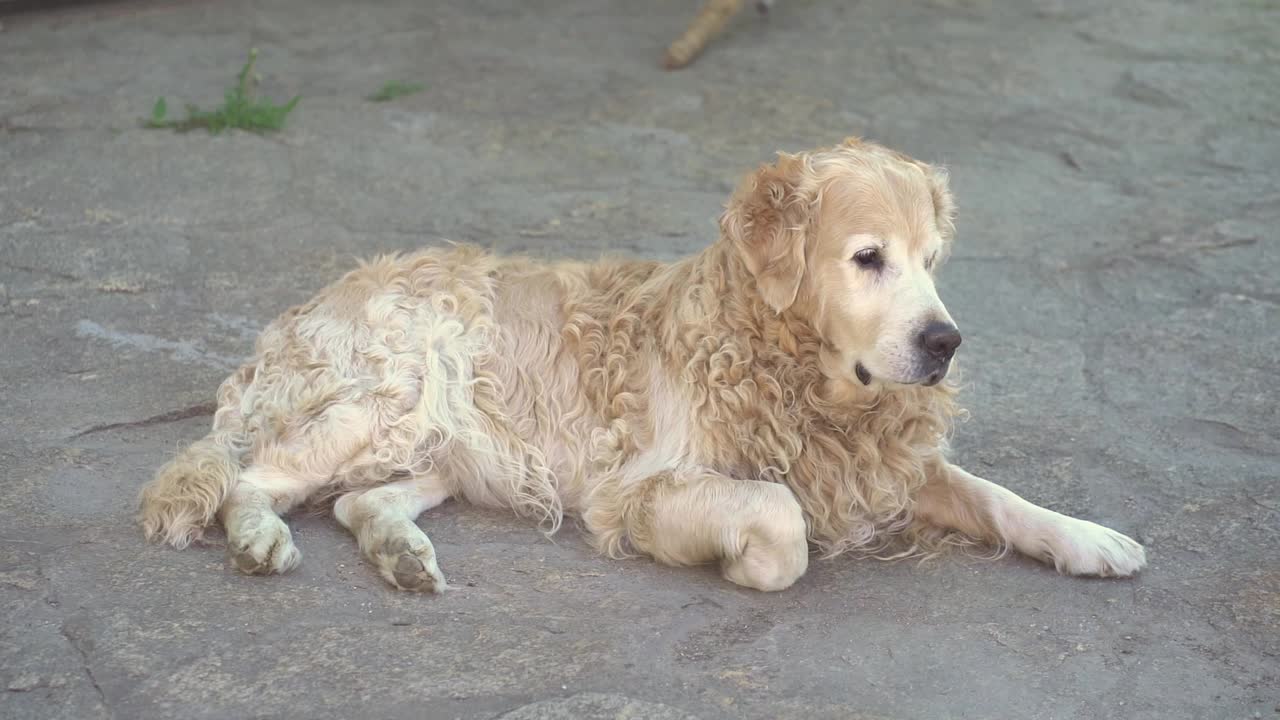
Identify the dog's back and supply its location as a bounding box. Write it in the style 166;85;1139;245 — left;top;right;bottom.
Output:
138;244;676;548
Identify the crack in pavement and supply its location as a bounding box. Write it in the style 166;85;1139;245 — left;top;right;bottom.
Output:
0;260;81;282
60;621;112;718
72;401;217;438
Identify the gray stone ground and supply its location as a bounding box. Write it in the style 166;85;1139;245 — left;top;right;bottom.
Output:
1;0;1277;718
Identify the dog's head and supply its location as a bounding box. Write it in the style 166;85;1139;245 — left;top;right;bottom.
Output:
721;137;960;387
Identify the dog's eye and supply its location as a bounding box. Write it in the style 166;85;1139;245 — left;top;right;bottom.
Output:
852;248;882;269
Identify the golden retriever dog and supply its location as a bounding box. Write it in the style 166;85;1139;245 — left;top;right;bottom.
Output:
137;137;1147;593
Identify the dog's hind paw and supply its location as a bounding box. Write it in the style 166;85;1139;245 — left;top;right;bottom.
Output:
370;523;448;593
226;510;301;576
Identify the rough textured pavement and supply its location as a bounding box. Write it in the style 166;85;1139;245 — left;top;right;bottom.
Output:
2;1;1277;718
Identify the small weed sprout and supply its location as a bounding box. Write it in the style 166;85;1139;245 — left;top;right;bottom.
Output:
368;81;425;102
147;49;300;134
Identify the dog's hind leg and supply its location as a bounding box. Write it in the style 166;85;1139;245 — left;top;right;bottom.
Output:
334;473;453;593
220;403;376;576
218;464;312;575
663;0;745;69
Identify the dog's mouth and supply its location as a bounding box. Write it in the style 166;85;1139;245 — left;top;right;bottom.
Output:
921;369;945;386
855;362;872;385
854;362;947;387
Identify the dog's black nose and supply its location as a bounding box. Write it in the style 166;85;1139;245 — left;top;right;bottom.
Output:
920;322;962;361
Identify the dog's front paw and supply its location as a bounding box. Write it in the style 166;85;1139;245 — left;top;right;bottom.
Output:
719;485;810;592
1043;518;1147;578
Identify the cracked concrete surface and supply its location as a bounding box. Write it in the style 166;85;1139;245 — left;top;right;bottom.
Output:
1;1;1277;718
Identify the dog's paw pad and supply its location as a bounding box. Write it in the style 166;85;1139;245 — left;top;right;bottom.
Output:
232;550;268;574
375;536;446;593
227;513;300;576
392;553;435;591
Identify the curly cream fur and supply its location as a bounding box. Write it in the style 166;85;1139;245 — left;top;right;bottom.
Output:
138;137;1146;590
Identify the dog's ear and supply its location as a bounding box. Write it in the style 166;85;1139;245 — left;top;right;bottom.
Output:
720;154;811;312
921;163;956;241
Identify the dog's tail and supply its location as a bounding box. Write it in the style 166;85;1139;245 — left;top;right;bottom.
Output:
139;366;256;548
138;430;243;548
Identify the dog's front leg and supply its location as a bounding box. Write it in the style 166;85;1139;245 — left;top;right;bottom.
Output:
587;469;810;591
916;461;1147;577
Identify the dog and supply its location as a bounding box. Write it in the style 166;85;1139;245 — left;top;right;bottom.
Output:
664;0;774;70
137;137;1147;593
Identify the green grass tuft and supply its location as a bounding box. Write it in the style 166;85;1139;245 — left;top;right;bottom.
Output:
147;49;300;134
367;80;425;103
